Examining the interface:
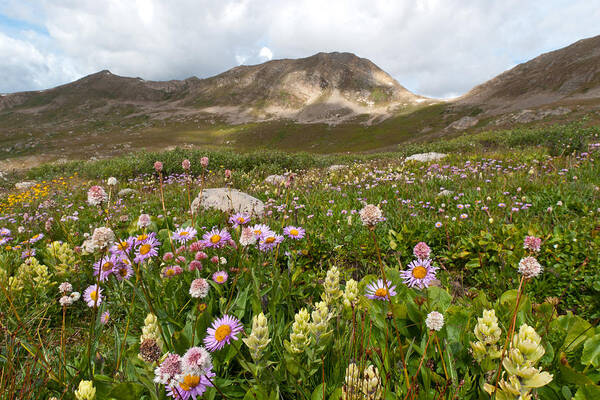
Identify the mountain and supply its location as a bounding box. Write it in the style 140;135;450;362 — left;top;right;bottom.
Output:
458;34;600;112
0;52;426;126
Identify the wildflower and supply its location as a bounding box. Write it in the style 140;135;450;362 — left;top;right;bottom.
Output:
83;284;103;307
167;373;215;400
90;227;115;250
435;222;443;228
413;241;431;259
283;226;305;240
154;353;182;386
425;311;444;331
239;227;257;247
204;314;243;352
242;312;271;361
401;259;438;289
229;212;251;227
100;311;110;325
107;177;118;186
74;380;96;400
29;233;44;243
310;301;332;342
359;204;383;226
212;271;228;284
114;262;134;281
154;161;163;172
202;228;231;249
139;338;162;363
321;266;342;304
342;363;361;398
189;278;210;298
258;231;284;252
162;265;183;278
70;292;81;302
137;214;152;229
182;159;191;170
365;279;397;301
93;254;118;282
250;224;271;238
141;313;163;348
87;186;108;206
288;308;311;354
59;282;72;294
134;237;160;263
189;260;202;271
200;157;209;167
343;279;359;308
362;365;383;400
518;257;543;279
523;236;542;253
111;237;134;255
181;346;212;376
173;227;198;244
59;296;73;307
224;169;232;179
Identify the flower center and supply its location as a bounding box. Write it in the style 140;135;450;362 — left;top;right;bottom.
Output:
119;267;128;277
179;375;200;391
118;241;129;251
180;231;189;237
412;266;427;279
215;324;232;342
90;290;98;301
254;230;261;236
237;217;245;224
216;276;224;283
102;262;113;271
290;229;299;236
375;288;388;297
265;237;275;244
137;234;148;242
210;234;221;244
139;244;151;255
166;269;175;276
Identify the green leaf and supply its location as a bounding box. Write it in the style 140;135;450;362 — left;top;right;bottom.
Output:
311;383;325;400
574;384;600;400
243;386;269;400
582;334;600;368
108;382;146;400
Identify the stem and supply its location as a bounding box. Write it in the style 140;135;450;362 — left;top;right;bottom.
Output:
403;331;433;400
434;333;449;381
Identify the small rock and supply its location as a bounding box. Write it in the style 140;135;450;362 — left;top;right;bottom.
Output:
192;188;264;216
405;152;447;163
15;181;37;190
328;164;346;172
118;188;139;197
264;175;286;186
437;189;454;197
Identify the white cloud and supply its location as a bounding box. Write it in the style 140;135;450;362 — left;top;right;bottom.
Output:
258;46;273;61
0;0;599;97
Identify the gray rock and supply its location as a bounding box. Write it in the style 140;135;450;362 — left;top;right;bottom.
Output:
446;116;479;131
192;188;264;216
405;152;447;162
118;188;139;197
264;175;286;186
437;189;454;197
15;181;36;190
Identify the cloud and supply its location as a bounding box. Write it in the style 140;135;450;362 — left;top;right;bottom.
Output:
258;46;273;61
0;0;598;97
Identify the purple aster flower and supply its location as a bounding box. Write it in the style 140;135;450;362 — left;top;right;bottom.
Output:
212;271;228;284
83;284;103;307
21;249;36;259
134;232;157;245
258;231;284;252
173;227;198;244
203;314;243;352
114;260;134;281
162;265;183;279
110;237;135;256
100;311;110;325
365;279;397;300
134;236;160;263
250;224;271;238
166;372;215;400
0;228;11;236
401;259;438;289
229;213;251;228
29;233;44;244
202;228;231;249
283;226;305;240
93;254;119;281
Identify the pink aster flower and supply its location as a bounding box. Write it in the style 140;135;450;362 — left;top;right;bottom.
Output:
250;224;271;238
212;271;228;284
204;314;243;352
100;311;110;325
401;259;438;289
365;279;397;300
202;228;231;249
93;254;119;282
173;227;198;244
83;284;103;307
162;265;183;279
523;236;542;253
413;242;431;260
283;226;305;240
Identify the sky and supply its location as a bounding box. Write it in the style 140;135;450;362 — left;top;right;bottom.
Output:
0;0;598;98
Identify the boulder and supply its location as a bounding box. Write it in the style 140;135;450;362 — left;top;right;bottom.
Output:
15;181;37;190
446;116;479;131
405;152;447;163
264;175;286;186
118;188;139;197
192;188;264;216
